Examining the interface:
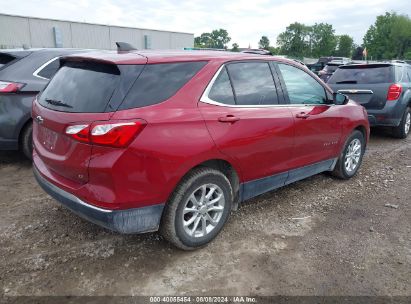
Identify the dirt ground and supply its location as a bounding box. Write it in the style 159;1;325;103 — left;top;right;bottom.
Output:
0;129;410;298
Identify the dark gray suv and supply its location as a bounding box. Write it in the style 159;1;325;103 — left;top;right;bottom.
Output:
328;62;411;138
0;48;89;158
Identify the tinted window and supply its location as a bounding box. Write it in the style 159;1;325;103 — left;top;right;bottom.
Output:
226;62;278;105
38;61;120;113
37;58;60;79
0;53;16;69
407;67;411;82
395;66;404;82
325;65;339;73
120;61;207;110
278;63;327;105
328;65;394;84
208;67;235;105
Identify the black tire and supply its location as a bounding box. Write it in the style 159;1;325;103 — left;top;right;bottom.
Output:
160;167;233;250
332;130;365;180
20;122;33;160
392;107;411;139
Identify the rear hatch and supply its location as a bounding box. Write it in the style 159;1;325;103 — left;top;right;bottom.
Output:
327;64;395;110
33;56;146;185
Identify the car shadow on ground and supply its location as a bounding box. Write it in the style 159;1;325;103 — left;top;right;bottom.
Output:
0;150;32;167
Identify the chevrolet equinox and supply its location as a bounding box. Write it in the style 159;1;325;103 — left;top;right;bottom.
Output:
33;50;370;250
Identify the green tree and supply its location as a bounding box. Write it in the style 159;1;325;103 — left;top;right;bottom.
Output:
363;12;411;59
277;22;311;57
231;43;240;52
310;23;337;57
335;35;354;57
258;36;270;50
194;29;231;49
194;33;212;48
267;46;279;55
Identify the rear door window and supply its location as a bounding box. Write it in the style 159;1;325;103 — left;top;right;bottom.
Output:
119;61;207;110
328;65;394;84
226;62;279;105
38;61;120;113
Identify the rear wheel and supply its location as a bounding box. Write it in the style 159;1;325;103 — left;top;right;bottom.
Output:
392;107;410;139
332;130;365;179
160;167;232;250
20;121;33;160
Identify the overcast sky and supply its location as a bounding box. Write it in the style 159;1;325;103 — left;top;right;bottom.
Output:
0;0;409;48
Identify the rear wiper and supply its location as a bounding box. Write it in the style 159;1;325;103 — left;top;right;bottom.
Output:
45;98;73;108
335;80;358;84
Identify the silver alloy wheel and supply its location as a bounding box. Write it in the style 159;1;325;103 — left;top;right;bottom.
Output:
405;112;411;135
182;184;225;238
344;138;362;173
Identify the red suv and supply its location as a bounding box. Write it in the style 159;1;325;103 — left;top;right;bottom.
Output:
33;51;369;250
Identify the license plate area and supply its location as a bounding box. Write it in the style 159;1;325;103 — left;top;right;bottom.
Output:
38;125;59;152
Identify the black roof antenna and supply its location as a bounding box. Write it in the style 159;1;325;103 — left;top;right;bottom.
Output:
116;42;137;51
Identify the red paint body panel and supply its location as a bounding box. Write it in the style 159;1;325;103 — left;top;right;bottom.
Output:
33;51;370;212
288;105;343;168
199;102;294;182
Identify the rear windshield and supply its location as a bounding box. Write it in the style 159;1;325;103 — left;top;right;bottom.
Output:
119;61;207;110
38;61;120;113
0;53;16;69
328;65;394;84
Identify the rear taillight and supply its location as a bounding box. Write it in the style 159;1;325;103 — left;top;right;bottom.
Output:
65;120;146;147
0;81;24;93
65;124;90;143
387;84;402;101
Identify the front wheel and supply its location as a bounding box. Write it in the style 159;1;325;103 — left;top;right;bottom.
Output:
332;130;365;179
392;107;410;139
160;167;232;250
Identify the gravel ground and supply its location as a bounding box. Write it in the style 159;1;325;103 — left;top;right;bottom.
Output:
0;129;410;298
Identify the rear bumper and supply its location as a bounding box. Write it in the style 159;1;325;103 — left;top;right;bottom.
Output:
367;114;401;127
33;165;165;234
366;101;407;127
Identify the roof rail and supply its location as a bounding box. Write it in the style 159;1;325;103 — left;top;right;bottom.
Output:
241;49;272;55
116;42;137;52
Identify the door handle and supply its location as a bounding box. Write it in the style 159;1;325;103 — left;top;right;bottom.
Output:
218;115;240;123
296;112;310;119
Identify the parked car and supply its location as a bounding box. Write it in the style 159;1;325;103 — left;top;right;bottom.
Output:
308;56;350;74
0;48;90;159
33;50;369;250
318;61;345;82
328;62;411;138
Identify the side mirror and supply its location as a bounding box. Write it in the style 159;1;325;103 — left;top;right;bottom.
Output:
333;92;349;105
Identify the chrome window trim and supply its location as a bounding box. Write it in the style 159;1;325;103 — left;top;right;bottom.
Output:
33;56;60;80
200;63;335;108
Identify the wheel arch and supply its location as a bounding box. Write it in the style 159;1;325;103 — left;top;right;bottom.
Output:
18;118;33;147
169;158;242;211
354;124;368;145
